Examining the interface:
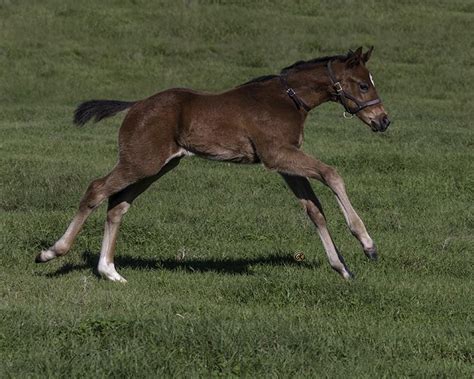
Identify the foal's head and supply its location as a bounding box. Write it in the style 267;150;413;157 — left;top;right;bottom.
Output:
330;47;391;132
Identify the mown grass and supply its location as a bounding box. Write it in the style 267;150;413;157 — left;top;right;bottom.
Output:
1;0;473;377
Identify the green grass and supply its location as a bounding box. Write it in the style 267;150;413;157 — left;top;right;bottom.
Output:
1;0;473;377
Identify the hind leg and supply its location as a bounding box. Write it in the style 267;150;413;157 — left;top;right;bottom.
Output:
35;164;143;263
97;157;182;282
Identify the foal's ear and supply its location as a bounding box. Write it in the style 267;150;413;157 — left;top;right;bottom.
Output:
346;46;363;67
362;46;374;64
354;46;363;56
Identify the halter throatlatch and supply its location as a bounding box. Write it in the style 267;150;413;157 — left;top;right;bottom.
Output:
280;73;311;112
327;60;382;115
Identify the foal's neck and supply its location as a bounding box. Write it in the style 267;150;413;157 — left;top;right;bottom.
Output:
284;63;334;110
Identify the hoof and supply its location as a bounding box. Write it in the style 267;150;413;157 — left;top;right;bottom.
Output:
98;264;127;283
336;266;354;280
35;250;56;263
342;270;355;280
102;272;127;283
364;245;378;261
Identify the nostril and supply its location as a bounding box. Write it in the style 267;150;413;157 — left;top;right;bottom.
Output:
381;115;391;129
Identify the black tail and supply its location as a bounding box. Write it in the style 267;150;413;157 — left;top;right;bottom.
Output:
73;99;137;126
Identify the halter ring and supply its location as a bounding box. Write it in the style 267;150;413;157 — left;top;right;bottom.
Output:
343;111;354;119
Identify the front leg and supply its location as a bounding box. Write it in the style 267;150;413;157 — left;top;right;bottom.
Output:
281;174;353;279
264;146;377;260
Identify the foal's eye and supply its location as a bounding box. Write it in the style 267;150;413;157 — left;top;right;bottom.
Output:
359;82;369;92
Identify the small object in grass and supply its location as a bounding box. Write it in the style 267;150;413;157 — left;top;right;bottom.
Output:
294;252;305;262
176;248;186;261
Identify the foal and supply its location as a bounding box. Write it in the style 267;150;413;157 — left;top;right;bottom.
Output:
36;47;390;282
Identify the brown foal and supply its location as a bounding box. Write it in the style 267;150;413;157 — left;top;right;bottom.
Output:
36;47;390;282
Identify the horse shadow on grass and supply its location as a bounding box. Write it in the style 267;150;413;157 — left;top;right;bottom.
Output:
40;250;321;278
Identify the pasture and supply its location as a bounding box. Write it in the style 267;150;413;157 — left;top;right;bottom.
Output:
1;0;472;377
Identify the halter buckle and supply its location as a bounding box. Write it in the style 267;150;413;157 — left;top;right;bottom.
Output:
334;82;343;93
286;88;296;97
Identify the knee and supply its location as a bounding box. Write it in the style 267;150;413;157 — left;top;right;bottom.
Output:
107;202;130;223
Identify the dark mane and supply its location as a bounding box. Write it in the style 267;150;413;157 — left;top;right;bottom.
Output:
237;53;348;87
238;74;279;87
280;53;348;73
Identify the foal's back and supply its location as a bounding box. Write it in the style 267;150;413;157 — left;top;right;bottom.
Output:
119;80;305;165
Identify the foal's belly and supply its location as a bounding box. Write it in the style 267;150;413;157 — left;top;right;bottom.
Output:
194;147;259;164
183;135;259;164
178;122;259;164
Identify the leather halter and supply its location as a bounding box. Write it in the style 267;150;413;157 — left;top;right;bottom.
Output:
279;73;311;112
327;60;382;115
279;60;381;114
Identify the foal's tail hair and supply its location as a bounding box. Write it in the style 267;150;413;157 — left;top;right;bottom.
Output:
73;99;137;126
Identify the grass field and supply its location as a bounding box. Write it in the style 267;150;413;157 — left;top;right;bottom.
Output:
1;0;473;377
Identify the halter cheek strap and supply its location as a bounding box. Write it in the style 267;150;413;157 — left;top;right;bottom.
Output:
327;60;382;115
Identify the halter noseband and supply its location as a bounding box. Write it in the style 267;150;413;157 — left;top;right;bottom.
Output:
327;60;382;115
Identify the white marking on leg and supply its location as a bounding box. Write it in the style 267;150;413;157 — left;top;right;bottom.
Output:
164;148;194;166
335;193;374;251
97;203;130;282
316;228;352;280
53;215;84;252
37;214;88;262
98;261;127;282
97;222;127;282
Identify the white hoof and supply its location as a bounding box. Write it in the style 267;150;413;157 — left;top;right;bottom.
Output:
341;269;354;280
35;249;57;263
98;264;127;283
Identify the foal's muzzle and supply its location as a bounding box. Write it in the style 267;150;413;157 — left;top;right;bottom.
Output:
371;114;391;132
